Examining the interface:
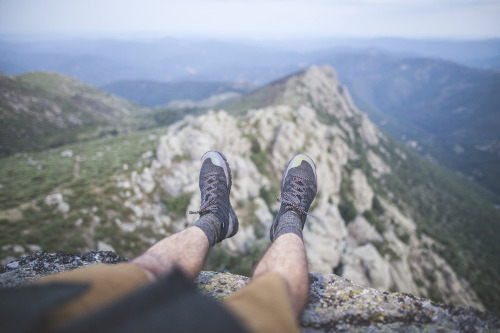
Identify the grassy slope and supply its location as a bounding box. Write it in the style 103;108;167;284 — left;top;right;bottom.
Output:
0;72;152;157
330;54;500;197
0;128;164;257
380;138;500;315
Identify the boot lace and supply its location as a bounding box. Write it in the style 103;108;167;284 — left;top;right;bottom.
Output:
276;174;315;218
189;171;220;215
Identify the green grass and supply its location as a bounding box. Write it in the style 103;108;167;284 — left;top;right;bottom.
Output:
0;127;164;257
0;128;162;210
203;239;270;277
162;192;192;220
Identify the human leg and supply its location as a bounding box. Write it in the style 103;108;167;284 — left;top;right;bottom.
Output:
133;150;239;280
258;154;317;315
222;154;317;332
255;153;317;315
131;226;209;280
252;233;309;316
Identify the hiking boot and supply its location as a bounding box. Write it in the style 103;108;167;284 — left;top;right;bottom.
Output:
189;151;238;246
270;154;317;242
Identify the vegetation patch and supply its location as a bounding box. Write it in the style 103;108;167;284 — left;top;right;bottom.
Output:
385;137;500;315
339;174;357;224
373;242;401;262
204;239;270;277
363;210;386;234
163;192;192;220
246;134;269;176
339;200;357;224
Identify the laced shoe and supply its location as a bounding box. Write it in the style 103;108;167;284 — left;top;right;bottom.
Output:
189;151;238;245
270;154;317;241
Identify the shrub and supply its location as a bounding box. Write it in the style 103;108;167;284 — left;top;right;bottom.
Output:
339;200;357;224
163;192;192;219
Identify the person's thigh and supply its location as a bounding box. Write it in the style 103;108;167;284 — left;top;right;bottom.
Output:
223;272;301;333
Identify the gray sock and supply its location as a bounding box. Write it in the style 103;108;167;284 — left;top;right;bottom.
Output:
273;210;303;242
194;213;222;247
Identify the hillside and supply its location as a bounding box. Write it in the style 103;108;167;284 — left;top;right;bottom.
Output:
0;72;152;156
323;52;500;197
1;66;499;316
100;80;255;107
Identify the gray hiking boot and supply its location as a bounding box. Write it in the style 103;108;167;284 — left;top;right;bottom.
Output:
270;154;317;242
189;151;238;246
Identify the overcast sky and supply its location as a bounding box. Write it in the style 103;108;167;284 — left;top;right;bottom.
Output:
1;0;499;39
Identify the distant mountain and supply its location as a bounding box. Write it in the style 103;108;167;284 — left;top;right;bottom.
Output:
1;37;499;88
100;80;255;107
322;52;500;197
0;38;307;86
315;38;500;70
0;72;151;156
2;66;499;316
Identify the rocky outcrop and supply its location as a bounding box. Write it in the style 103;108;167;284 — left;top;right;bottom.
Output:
1;252;498;332
112;65;484;311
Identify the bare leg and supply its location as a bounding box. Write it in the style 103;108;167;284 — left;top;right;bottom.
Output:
132;151;239;282
132;226;209;281
253;233;309;316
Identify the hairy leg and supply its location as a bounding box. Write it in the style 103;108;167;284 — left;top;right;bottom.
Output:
132;226;209;281
253;233;309;316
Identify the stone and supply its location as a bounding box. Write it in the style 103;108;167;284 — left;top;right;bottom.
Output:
97;241;115;252
367;150;391;178
347;215;383;246
60;149;73;157
305;205;347;273
350;169;374;213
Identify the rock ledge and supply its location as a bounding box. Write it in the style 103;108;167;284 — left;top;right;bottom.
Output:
2;252;498;332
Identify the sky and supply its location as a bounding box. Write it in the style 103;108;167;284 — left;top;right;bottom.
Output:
0;0;499;40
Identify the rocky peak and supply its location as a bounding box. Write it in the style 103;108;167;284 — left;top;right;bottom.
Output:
281;65;358;120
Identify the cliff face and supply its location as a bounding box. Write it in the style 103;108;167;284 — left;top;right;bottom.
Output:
1;252;498;333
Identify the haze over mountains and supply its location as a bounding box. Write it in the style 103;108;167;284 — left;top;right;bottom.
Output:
1;38;500;86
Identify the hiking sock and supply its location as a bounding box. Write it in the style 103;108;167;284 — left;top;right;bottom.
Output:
194;213;222;247
272;210;303;242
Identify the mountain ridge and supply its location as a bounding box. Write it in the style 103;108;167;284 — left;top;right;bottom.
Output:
0;71;152;157
324;52;500;197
